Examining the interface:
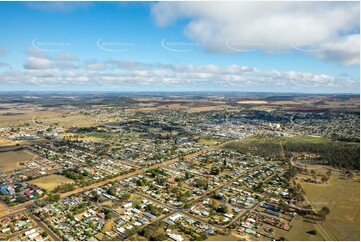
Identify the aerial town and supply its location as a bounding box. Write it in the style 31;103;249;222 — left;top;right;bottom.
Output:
0;92;359;241
0;1;360;241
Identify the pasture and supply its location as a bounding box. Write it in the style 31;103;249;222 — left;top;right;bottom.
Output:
296;167;360;241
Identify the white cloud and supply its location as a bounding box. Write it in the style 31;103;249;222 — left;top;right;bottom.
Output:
24;48;80;70
314;34;360;66
151;1;360;65
23;57;52;70
2;57;355;91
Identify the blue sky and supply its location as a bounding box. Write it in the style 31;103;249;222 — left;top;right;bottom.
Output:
0;1;359;93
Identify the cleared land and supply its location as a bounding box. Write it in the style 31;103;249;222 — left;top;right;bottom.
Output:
286;215;323;241
0;150;34;172
0;138;17;147
28;174;75;191
296;168;360;241
237;100;268;104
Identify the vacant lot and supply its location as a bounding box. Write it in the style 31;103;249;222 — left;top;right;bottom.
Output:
0;150;34;172
198;138;219;147
29;174;75;191
286;215;323;241
296;168;360;241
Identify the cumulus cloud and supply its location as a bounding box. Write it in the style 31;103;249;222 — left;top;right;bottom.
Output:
2;57;355;91
314;34;360;66
23;57;52;70
24;47;80;70
151;1;360;65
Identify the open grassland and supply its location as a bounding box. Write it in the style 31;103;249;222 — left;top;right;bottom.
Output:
61;133;104;141
28;174;75;191
0;150;34;172
197;138;219;147
296;167;360;241
39;113;93;128
0;138;17;146
283;135;329;144
286;215;323;241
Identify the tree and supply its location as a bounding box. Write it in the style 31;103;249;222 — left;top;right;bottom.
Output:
211;199;219;209
319;207;330;222
311;170;317;182
326;169;332;177
210;166;220;175
217;205;228;214
321;175;330;183
49;194;61;202
308;229;318;235
347;170;355;180
320;207;330;215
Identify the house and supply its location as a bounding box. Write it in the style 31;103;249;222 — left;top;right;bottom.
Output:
169;213;182;222
28;232;40;240
144;212;156;220
123;202;132;208
205;228;215;234
168;233;184;241
201;211;210;216
117;227;125;234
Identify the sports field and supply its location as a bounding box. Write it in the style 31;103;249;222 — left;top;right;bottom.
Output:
28;174;75;191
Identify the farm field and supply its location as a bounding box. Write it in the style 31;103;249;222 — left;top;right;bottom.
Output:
0;150;34;172
296;167;360;241
28;174;75;191
237;100;268;104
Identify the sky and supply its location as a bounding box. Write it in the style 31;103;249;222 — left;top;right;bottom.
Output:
0;1;359;93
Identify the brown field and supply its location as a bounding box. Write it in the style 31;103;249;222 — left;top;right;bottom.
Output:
0;138;17;146
237;100;268;104
206;234;239;241
295;166;360;241
0;150;34;172
286;215;323;241
198;138;219;146
28;174;75;191
271;101;302;105
0;202;8;217
61;133;104;141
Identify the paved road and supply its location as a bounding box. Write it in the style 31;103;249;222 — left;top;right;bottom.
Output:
28;213;61;241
